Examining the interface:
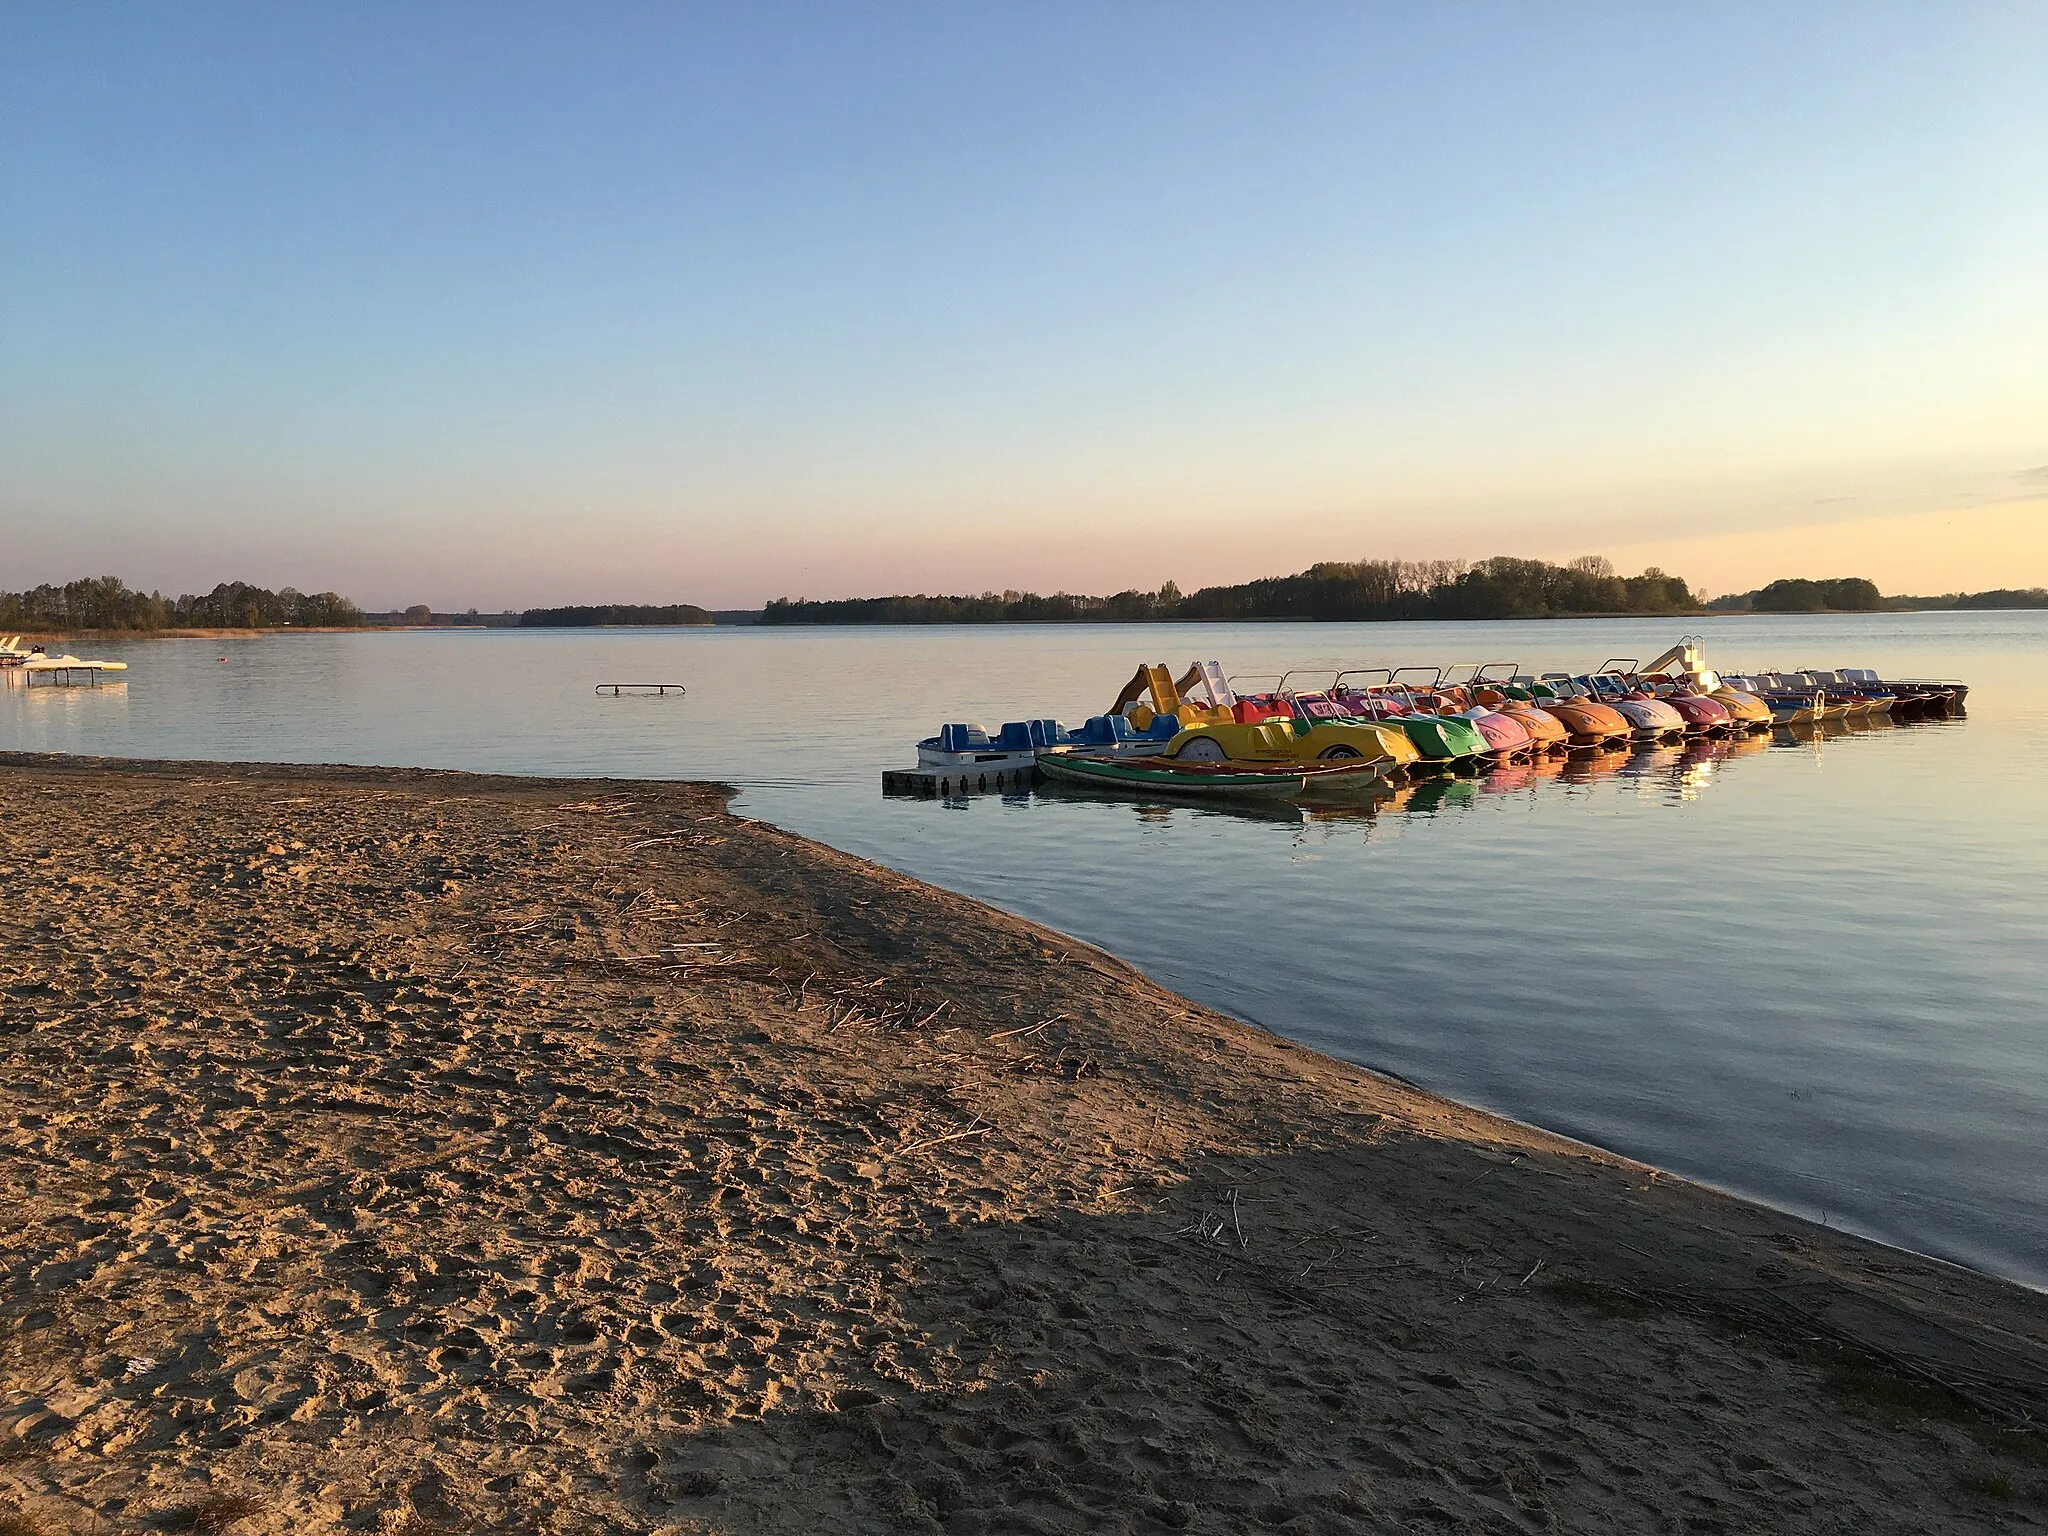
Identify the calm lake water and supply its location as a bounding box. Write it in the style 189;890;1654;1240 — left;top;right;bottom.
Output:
6;613;2044;1289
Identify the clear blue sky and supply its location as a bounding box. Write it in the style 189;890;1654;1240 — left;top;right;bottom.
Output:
4;3;2044;606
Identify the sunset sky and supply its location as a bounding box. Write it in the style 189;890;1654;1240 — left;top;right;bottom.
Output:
4;4;2044;608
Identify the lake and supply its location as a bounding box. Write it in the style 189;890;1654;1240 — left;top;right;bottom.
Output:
6;612;2044;1289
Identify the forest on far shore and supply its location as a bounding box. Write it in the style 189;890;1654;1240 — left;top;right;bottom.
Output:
9;567;2041;634
1709;578;2048;612
518;604;711;627
0;576;361;631
0;581;712;632
761;556;1700;625
759;558;2048;625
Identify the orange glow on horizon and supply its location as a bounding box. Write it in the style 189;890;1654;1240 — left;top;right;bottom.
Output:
1597;498;2048;600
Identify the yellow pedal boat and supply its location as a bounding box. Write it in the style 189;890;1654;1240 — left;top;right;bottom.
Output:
1162;715;1422;772
1109;661;1422;773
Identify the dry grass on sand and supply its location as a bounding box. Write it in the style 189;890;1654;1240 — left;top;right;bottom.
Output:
2;755;2046;1534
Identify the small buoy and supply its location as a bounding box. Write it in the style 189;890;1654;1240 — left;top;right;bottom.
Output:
218;656;227;662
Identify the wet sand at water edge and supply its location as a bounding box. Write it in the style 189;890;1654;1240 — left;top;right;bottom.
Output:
2;754;2046;1535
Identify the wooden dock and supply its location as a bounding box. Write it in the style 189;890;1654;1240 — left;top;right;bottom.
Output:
881;764;1041;798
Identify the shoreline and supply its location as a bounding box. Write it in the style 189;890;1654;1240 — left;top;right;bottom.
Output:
4;628;402;643
3;754;2046;1531
9;607;2012;649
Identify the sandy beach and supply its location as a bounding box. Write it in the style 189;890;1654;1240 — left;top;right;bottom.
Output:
1;755;2044;1534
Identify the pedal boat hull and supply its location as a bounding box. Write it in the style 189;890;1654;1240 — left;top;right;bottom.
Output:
1526;695;1633;749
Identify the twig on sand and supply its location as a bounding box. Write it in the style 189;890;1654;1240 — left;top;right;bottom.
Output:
1519;1259;1547;1288
482;915;550;937
1136;1109;1164;1156
1454;1275;1496;1305
988;1012;1068;1042
896;1119;992;1156
1230;1187;1248;1249
1297;1243;1344;1281
608;948;717;964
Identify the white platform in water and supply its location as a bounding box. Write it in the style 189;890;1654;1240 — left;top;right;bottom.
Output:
915;745;1039;770
12;655;129;685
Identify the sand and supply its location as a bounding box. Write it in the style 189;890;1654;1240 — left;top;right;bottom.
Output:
1;755;2044;1535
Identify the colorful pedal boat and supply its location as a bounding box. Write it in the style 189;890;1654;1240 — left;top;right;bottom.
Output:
1791;671;1898;715
1450;668;1586;753
1324;677;1489;762
1514;685;1633;748
1703;685;1773;730
1278;695;1428;769
1539;674;1684;740
1829;669;1966;714
1110;662;1441;769
1585;659;1730;736
1455;706;1535;759
1769;673;1875;717
1409;675;1536;759
1618;646;1962;720
1632;681;1735;734
1484;698;1572;752
1725;675;1842;726
1625;652;1771;733
1370;710;1487;762
1577;672;1689;738
1732;675;1844;725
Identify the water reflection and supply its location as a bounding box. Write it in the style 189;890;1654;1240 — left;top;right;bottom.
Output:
0;671;129;697
0;671;131;747
1769;707;1963;749
1030;782;1319;825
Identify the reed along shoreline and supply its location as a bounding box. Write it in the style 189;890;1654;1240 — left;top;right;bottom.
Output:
2;754;2045;1533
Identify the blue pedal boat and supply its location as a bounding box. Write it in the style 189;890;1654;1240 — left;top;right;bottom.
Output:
915;714;1178;769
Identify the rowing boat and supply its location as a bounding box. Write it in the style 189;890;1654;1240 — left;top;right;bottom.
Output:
1036;751;1307;798
1035;748;1391;799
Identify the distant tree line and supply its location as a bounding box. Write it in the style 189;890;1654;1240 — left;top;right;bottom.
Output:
1949;587;2048;609
0;580;729;631
1707;577;1883;613
758;585;1190;624
1709;579;2048;613
517;604;712;627
0;575;361;630
1886;587;2048;611
759;555;1701;625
